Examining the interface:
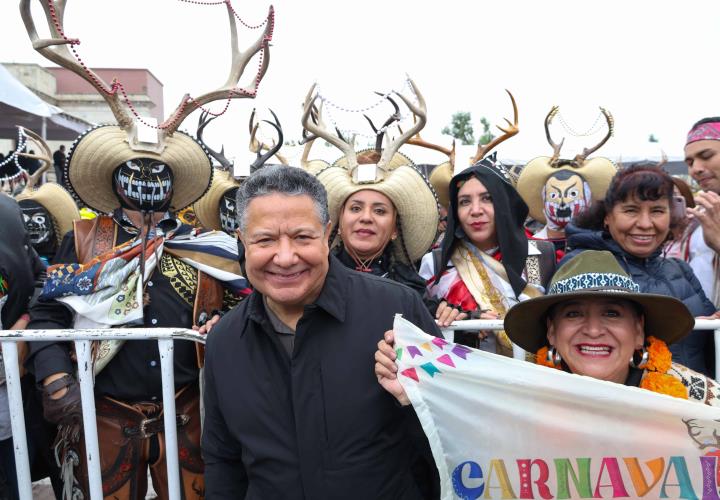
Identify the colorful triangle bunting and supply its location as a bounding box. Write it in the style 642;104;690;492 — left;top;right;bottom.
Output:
420;362;441;377
436;354;455;367
401;367;419;382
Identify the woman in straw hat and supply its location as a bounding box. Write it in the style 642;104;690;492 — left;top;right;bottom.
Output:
305;81;439;298
14;127;80;264
375;250;720;407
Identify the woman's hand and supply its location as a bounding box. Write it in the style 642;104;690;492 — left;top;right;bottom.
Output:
477;309;500;340
375;330;410;406
435;300;469;328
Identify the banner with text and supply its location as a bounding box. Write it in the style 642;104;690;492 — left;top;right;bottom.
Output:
394;315;720;500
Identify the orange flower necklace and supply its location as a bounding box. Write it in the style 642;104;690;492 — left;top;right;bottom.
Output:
535;337;687;400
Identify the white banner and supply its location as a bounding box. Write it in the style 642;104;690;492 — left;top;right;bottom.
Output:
393;315;720;500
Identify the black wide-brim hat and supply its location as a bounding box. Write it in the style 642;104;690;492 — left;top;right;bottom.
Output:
504;250;695;352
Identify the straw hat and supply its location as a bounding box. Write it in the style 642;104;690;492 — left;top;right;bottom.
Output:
16;183;80;244
319;150;439;263
504;250;694;352
428;161;453;209
64;125;213;214
517;157;616;223
193;169;241;230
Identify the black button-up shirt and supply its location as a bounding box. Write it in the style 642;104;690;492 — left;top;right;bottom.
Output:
27;216;200;401
202;255;440;499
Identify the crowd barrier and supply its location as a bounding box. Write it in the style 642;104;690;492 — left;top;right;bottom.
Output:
2;319;720;500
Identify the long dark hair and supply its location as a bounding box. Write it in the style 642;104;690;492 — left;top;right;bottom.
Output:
574;163;675;231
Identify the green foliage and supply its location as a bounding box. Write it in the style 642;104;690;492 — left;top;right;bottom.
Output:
478;117;495;146
442;111;475;145
648;134;659;143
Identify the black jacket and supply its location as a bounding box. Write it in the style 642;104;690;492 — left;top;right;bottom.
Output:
202;255;440;499
564;225;716;375
0;194;42;329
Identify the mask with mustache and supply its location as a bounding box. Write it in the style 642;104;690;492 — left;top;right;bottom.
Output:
113;158;174;212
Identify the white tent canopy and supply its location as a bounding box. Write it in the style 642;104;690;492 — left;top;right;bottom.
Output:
0;64;91;140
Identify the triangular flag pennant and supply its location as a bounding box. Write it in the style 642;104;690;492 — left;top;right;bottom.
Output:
432;337;448;349
436;354;455;368
451;344;472;360
420;342;432;352
401;367;419;382
395;348;403;361
407;345;423;358
419;362;441;377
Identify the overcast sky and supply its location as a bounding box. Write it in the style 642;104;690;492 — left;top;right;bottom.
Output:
1;1;718;164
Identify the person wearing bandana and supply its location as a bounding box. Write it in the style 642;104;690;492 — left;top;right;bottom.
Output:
684;117;720;310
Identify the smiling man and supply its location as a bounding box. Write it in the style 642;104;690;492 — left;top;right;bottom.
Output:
684;117;720;308
202;165;439;499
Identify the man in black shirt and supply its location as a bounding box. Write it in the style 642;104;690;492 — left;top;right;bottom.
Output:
203;166;439;499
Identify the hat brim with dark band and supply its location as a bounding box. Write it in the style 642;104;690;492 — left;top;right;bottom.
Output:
65;125;213;214
504;290;694;353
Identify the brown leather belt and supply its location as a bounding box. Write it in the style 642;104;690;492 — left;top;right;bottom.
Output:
122;413;190;439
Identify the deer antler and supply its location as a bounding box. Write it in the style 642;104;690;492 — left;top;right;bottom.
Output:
197;110;233;170
302;83;358;169
162;4;274;134
401;116;456;166
377;78;426;170
250;109;284;171
364;93;402;155
16;127;52;190
658;150;668;168
299;101;323;167
472;89;519;164
545;105;565;166
20;0;133;128
572;108;614;165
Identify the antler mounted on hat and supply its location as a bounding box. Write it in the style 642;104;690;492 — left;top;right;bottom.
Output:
299;100;330;174
543;105;614;168
517;106;617;225
303;78;427;183
470;89;519;165
248;108;288;171
21;0;274;213
15;127;80;246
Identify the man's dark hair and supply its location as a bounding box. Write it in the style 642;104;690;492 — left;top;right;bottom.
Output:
236;165;329;232
690;116;720;130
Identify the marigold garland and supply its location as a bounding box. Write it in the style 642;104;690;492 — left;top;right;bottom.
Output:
535;336;688;400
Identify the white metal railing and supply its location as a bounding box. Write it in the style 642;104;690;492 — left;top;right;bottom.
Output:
0;328;204;500
3;320;720;499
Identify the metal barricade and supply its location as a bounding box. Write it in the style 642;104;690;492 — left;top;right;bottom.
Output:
4;320;720;499
0;328;204;500
442;318;720;378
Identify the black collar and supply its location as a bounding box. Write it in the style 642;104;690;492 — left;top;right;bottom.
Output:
247;254;349;328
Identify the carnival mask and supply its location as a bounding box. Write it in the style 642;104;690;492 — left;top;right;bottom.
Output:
542;170;591;231
113;158;174;212
219;187;240;234
19;199;56;254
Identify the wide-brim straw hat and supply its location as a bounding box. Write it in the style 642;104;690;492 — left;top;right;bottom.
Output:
15;182;80;244
65;125;213;214
193;169;241;230
516;157;616;223
318;151;439;263
429;161;452;209
504;250;694;352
